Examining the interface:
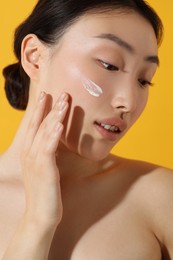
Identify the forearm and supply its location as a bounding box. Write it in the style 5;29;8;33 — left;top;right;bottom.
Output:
2;217;57;260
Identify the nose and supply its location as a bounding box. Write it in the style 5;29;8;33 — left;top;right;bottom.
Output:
110;79;137;117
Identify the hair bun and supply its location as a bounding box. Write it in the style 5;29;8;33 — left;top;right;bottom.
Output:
3;63;29;110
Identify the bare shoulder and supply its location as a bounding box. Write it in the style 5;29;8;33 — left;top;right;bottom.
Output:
116;156;173;211
138;163;173;256
105;154;173;214
123;158;173;204
114;155;173;189
116;156;173;257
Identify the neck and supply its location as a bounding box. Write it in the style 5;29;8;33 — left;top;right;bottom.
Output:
57;141;119;181
0;108;32;181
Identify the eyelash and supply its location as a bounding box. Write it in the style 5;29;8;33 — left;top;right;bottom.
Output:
100;60;154;88
100;60;119;71
138;79;154;88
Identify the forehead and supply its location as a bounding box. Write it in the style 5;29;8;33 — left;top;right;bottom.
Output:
61;10;158;56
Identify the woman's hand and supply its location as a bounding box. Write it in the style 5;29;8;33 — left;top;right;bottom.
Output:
22;91;69;226
3;92;69;260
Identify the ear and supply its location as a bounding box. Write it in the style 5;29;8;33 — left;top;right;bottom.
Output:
21;34;44;81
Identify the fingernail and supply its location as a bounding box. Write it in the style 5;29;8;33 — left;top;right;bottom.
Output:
59;101;67;110
39;91;45;102
60;92;67;101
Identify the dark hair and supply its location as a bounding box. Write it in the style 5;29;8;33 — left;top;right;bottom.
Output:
3;0;163;110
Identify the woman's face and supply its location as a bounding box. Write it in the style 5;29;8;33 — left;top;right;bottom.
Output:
38;10;158;160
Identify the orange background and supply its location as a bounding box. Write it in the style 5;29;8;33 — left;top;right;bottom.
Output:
0;1;173;168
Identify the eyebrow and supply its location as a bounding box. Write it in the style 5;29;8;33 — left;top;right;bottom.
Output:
94;33;160;66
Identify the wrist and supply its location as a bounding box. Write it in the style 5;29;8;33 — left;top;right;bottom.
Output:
23;213;59;236
20;216;58;254
24;208;62;230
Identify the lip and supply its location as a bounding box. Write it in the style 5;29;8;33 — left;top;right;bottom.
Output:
94;117;127;141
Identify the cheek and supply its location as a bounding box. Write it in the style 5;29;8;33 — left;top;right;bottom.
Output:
57;62;104;104
44;54;105;110
135;90;149;119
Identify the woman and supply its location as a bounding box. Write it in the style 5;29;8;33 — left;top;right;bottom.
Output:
1;0;173;259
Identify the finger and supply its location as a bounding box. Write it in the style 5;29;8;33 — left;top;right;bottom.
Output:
50;93;69;124
39;92;69;127
23;92;48;153
41;122;64;156
23;92;67;153
31;94;69;156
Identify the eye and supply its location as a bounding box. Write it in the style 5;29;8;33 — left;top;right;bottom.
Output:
138;79;154;88
99;60;119;71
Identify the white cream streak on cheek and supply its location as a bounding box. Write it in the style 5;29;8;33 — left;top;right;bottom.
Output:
82;78;103;97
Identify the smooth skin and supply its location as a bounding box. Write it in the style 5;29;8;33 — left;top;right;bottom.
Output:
0;10;173;260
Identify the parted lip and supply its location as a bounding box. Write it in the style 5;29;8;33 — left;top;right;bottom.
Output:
95;117;127;133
